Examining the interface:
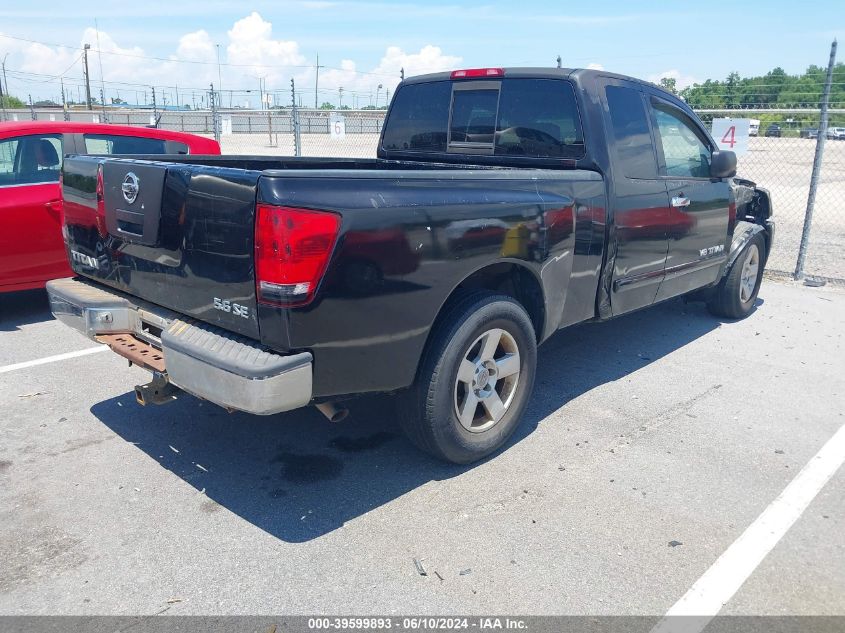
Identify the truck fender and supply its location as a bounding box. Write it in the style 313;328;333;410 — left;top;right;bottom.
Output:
725;220;768;274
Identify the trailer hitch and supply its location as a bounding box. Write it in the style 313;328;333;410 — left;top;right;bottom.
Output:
135;372;180;406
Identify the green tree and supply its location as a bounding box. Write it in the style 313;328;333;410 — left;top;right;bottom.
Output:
0;94;26;108
659;77;677;94
319;102;336;110
679;63;845;115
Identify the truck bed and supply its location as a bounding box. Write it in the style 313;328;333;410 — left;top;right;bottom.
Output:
61;154;606;397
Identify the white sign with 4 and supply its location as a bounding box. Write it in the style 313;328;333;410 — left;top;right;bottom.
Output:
711;118;750;156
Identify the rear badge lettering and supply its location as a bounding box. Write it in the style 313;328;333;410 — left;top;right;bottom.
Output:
71;250;99;270
213;297;250;319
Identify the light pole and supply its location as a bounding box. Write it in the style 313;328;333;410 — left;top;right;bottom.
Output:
375;83;382;108
338;86;344;109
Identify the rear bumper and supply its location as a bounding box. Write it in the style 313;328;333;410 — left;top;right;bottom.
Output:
46;277;312;415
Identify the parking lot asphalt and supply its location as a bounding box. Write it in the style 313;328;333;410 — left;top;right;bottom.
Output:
0;278;843;616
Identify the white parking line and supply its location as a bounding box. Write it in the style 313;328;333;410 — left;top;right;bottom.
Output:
0;346;109;374
651;422;845;633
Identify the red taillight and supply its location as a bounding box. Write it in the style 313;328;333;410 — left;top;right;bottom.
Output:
95;165;107;238
450;68;504;79
255;204;340;307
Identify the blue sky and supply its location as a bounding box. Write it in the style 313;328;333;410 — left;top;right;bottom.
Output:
1;0;842;106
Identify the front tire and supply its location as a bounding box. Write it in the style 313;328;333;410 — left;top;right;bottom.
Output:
400;292;537;464
707;233;766;319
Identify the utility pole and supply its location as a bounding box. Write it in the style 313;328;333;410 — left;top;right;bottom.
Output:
28;94;35;120
82;44;93;110
152;86;157;121
338;86;343;108
400;67;405;81
375;83;382;108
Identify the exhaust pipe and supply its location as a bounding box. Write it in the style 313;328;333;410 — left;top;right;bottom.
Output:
135;373;181;406
315;402;349;423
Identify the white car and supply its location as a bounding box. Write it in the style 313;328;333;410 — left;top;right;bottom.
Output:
748;119;760;137
827;127;845;140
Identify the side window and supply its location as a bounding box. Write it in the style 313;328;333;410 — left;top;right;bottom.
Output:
381;81;452;152
605;85;658;179
652;104;711;178
0;134;62;186
83;134;169;155
0;138;18;186
494;79;584;158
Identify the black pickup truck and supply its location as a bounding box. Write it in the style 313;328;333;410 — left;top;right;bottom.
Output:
49;67;773;464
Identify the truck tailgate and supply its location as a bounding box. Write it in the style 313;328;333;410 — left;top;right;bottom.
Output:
62;157;262;338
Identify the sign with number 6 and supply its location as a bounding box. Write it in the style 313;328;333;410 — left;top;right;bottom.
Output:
330;113;346;139
711;118;750;157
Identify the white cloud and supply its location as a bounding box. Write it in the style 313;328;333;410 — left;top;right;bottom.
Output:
175;30;215;62
648;69;699;91
314;44;462;106
3;12;461;108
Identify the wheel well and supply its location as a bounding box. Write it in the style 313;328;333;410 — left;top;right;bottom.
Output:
440;263;545;341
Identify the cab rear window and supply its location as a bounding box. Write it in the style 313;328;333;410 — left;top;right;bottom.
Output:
382;78;585;159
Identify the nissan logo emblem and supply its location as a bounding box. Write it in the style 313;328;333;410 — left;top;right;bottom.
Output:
122;172;140;204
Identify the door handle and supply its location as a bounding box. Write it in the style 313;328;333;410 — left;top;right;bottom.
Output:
45;200;62;210
671;196;690;208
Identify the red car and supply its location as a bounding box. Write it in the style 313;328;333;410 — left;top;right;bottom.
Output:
0;121;220;293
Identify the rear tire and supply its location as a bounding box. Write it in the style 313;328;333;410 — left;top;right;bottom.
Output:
707;233;766;319
400;292;537;464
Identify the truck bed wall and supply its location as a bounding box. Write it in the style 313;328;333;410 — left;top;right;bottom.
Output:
256;168;606;398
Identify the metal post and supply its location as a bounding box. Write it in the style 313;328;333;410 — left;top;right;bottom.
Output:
210;84;220;143
100;88;108;123
61;80;69;121
292;78;301;157
794;39;837;280
28;94;35;120
152;86;158;122
315;52;319;109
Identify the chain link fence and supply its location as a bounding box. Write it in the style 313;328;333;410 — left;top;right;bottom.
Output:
3;104;843;284
696;109;845;284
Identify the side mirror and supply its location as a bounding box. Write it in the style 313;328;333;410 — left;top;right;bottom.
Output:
710;150;737;179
